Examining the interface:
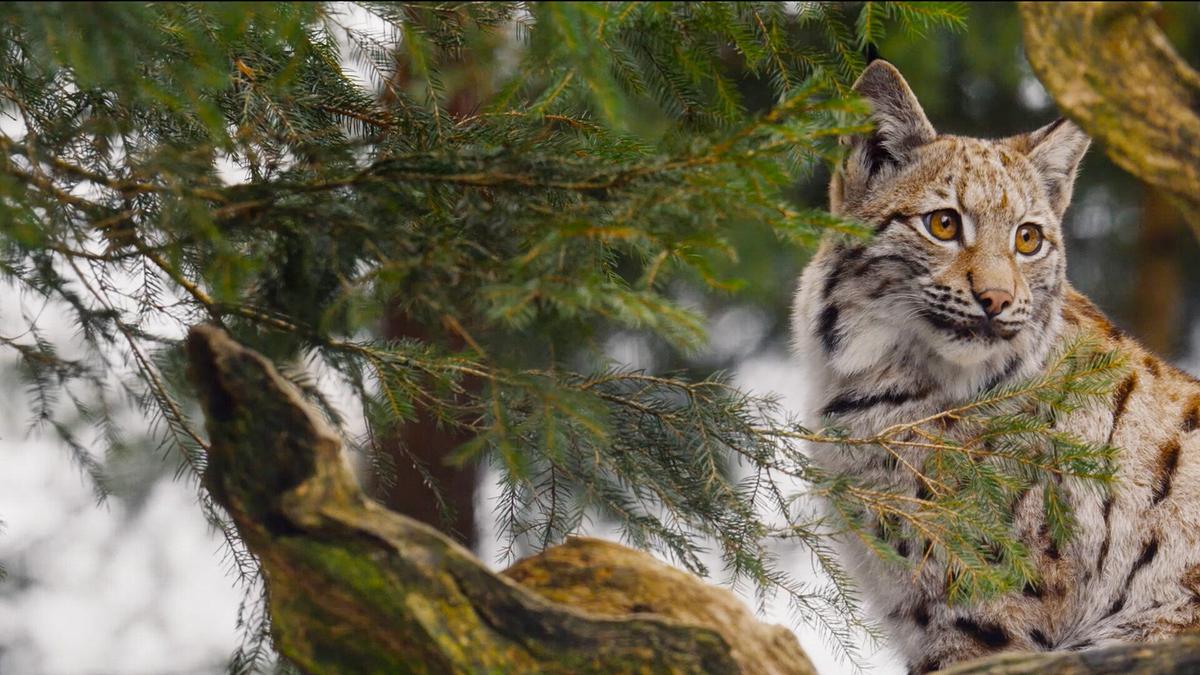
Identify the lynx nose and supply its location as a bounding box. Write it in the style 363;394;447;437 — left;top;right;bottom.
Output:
975;289;1013;318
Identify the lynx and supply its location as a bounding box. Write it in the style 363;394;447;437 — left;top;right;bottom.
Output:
791;61;1200;673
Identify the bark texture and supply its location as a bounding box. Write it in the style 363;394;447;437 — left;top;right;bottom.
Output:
185;324;815;674
1018;2;1200;239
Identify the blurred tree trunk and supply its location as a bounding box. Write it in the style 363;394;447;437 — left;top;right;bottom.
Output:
1130;185;1185;355
1019;2;1200;241
379;312;479;548
373;11;491;549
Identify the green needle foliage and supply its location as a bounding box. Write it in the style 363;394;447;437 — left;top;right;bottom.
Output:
800;338;1126;605
0;2;1124;671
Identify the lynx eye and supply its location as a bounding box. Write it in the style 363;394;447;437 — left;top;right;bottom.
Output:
1015;223;1044;255
923;209;961;242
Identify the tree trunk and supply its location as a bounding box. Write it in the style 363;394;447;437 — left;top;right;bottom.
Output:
185;324;1200;673
1130;185;1185;355
1018;2;1200;240
373;6;491;550
378;312;479;549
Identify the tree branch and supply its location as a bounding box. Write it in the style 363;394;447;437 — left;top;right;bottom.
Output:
184;324;815;674
936;635;1200;674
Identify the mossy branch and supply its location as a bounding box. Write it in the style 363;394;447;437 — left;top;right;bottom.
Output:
184;324;816;674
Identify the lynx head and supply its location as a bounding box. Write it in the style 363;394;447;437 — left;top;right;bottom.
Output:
821;60;1088;370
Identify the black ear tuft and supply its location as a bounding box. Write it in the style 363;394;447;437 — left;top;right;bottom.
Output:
862;128;900;178
852;61;937;172
832;61;936;213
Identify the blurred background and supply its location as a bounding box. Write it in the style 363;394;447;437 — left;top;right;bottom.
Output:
3;3;1200;674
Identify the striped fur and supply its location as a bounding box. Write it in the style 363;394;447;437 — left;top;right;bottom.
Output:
791;62;1200;671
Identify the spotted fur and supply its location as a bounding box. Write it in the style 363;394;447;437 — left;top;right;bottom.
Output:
790;61;1200;671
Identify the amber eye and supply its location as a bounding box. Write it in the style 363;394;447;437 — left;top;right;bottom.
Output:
1015;223;1044;255
923;209;961;242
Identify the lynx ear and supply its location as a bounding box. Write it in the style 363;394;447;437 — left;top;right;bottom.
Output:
1008;118;1090;219
833;61;937;213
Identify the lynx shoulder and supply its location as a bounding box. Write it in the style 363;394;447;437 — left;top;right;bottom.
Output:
791;60;1200;673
